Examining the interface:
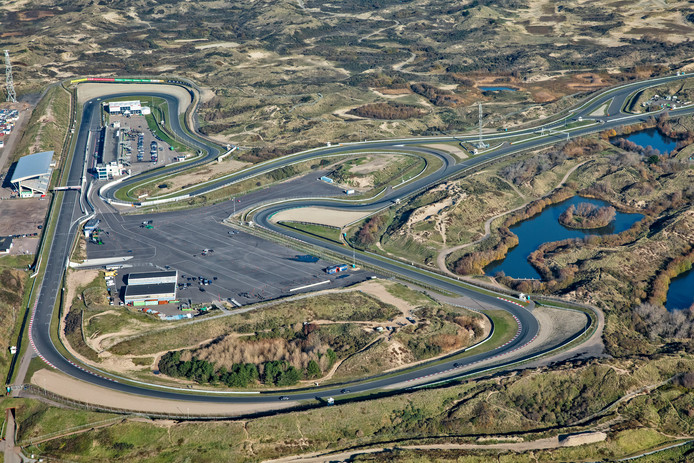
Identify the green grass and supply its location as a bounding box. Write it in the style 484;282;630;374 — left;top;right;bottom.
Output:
23;356;49;384
14;356;692;462
385;282;434;306
144;106;188;153
83;309;159;339
12;398;120;445
12;86;71;165
0;254;33;270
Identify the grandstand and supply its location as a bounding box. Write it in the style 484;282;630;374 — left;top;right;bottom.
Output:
10;151;54;197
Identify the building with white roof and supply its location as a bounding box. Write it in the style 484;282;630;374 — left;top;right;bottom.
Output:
108;100;142;114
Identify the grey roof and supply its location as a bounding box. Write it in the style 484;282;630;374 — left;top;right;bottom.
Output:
10;151;53;183
128;271;178;282
124;282;177;297
0;236;12;251
84;218;100;230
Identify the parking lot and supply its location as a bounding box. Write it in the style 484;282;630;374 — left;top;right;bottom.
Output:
0;197;49;254
107;114;182;175
87;204;371;306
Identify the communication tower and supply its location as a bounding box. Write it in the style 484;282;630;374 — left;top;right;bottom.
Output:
4;50;17;103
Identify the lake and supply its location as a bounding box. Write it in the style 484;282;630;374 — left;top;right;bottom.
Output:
480;86;517;92
665;268;694;311
485;196;644;279
619;128;678;154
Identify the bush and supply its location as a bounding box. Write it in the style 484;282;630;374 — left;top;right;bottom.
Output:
558;203;616;229
355;214;389;246
349;102;424;120
158;351;304;387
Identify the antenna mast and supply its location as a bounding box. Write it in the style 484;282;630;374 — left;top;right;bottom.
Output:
4;50;17;103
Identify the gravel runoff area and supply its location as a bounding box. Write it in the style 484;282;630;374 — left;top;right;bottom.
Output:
76;83;192;114
30;369;299;416
271;206;371;228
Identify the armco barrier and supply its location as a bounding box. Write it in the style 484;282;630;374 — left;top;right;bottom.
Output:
138;194;190;207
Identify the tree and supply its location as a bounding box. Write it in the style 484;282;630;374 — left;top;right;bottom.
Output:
306;360;322;379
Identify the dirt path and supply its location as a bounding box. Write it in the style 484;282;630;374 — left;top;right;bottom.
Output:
494;175;526;199
263;436;568;463
358;20;399;43
393;51;416;71
318;334;386;383
435;160;590;275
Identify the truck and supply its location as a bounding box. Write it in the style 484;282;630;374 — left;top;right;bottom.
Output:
325;264;349;274
344;189;355;195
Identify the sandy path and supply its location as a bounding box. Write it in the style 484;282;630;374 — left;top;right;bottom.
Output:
263;437;570;463
393;51;416;71
76;83;192;115
271;207;369;228
30;369;298;416
436;160;590;274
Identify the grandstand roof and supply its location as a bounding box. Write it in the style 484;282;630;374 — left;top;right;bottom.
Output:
10;151;53;183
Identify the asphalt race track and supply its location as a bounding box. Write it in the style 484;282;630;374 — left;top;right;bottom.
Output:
27;73;694;406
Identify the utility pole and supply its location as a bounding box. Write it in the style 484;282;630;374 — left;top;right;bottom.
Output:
4;50;17;103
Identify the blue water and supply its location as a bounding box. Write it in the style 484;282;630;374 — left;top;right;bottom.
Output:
620;128;678;155
484;196;644;279
480;86;517;92
665;269;694;311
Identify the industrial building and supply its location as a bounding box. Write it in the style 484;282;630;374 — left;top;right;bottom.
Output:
124;283;177;306
123;270;178;305
108;100;142;114
9;151;54;197
0;236;12;254
127;270;178;285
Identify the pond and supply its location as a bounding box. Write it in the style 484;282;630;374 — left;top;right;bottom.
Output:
484;196;644;279
665;269;694;311
479;86;517;92
617;128;678;155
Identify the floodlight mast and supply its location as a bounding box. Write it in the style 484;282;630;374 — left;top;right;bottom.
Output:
4;50;17;103
478;102;483;147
